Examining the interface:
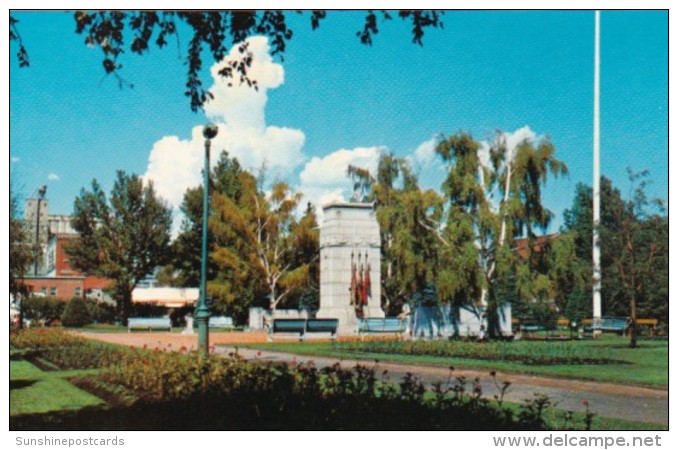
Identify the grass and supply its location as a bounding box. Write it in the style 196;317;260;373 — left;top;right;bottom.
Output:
498;400;666;431
245;336;668;388
10;360;103;416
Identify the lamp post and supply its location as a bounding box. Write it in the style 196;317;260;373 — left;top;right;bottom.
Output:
592;11;602;337
33;185;47;276
196;124;218;355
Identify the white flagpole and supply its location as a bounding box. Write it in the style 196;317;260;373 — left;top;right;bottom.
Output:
592;10;602;335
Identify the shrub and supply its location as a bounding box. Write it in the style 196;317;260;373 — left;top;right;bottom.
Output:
21;296;66;325
86;300;117;324
98;351;543;430
61;297;93;327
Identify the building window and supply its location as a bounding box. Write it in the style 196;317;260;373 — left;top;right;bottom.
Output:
74;287;81;297
50;287;57;296
41;287;47;295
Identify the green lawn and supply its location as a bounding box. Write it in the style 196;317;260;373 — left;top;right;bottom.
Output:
10;360;103;416
246;336;668;388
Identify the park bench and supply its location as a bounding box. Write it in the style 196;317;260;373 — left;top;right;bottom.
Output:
128;316;172;332
636;318;658;336
305;319;339;340
358;318;405;335
209;316;234;329
268;318;339;341
583;317;629;334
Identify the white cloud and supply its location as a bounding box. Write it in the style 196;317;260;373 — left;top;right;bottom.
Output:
410;137;437;169
478;125;540;172
298;146;383;215
47;173;59;181
143;37;306;229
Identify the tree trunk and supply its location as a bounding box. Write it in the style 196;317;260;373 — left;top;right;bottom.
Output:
121;289;132;326
269;284;276;313
486;286;501;339
629;292;638;348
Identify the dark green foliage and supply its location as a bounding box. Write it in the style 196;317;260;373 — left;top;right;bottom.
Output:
66;171;173;323
565;288;591;326
20;296;66;325
61;297;93;328
561;173;668;333
86;301;117;324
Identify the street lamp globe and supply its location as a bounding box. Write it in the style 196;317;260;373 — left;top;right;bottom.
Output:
203;124;218;140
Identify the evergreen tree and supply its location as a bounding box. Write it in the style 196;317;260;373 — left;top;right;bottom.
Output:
561;172;668;344
61;297;93;328
66;171;173;323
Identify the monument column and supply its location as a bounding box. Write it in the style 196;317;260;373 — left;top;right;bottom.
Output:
316;202;384;335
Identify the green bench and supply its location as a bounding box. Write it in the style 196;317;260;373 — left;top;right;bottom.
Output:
358;318;405;335
269;318;338;341
128;317;172;332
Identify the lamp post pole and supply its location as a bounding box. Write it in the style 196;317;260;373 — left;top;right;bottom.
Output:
196;124;218;355
33;185;47;276
592;11;602;337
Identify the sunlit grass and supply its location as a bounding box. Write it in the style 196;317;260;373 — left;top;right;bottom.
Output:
246;336;668;387
10;360;103;416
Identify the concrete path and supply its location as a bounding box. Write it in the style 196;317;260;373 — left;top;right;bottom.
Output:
216;346;668;427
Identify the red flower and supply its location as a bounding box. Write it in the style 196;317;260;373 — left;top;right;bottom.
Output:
582;400;589;407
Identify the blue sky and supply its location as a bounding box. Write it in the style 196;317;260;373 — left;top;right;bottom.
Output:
10;10;668;233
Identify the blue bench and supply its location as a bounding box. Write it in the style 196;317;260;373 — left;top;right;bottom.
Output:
358;318;405;335
128;317;172;332
585;317;629;334
209;316;234;329
269;318;338;341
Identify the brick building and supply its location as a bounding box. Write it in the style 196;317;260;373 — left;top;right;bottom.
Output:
21;203;112;301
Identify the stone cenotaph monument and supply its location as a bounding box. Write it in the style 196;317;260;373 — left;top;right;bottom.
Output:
315;202;385;335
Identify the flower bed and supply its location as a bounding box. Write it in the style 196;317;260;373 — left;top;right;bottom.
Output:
330;340;627;365
10;328;133;370
10;329;598;430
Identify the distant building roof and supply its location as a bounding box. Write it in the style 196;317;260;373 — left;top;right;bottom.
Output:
513;233;558;259
132;287;199;308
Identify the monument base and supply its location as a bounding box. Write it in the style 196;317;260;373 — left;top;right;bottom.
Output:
363;305;385;319
316;306;360;335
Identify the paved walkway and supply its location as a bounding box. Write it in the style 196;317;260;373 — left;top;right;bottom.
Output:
77;332;668;427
